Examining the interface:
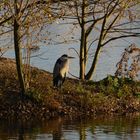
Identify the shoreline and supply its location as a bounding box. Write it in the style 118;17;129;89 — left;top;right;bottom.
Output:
0;57;140;120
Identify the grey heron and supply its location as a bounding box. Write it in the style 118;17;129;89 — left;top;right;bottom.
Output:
53;54;75;88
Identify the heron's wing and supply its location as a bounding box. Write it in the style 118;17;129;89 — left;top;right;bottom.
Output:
53;58;63;78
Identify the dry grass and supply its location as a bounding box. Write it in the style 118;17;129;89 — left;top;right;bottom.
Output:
0;57;140;120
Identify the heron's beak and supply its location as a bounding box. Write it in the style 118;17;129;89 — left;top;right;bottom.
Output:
68;56;75;59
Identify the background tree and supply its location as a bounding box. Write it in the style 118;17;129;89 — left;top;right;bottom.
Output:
0;0;62;97
62;0;140;80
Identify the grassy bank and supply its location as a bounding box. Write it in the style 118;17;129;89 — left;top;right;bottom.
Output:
0;57;140;120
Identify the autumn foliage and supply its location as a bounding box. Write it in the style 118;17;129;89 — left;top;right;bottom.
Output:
115;44;140;81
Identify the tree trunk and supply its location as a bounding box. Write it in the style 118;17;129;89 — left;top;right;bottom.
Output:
85;15;107;80
14;0;25;98
79;25;86;80
79;0;86;80
84;35;88;68
85;44;102;80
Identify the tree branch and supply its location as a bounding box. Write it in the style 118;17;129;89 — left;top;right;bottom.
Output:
103;13;120;39
0;0;64;26
74;1;82;27
102;34;140;46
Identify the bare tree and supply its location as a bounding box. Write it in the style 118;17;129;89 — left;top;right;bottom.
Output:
0;0;62;97
62;0;140;80
13;0;25;97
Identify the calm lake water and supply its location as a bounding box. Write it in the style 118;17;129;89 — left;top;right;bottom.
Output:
3;17;140;81
4;43;134;81
1;115;140;140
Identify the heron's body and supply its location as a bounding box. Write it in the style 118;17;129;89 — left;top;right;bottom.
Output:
53;54;74;88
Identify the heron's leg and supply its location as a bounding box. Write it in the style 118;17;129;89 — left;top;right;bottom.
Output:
58;80;62;88
54;74;62;88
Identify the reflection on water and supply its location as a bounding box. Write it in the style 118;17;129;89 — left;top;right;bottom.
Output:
0;114;140;140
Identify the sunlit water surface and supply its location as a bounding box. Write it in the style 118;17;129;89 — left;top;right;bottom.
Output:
1;115;140;140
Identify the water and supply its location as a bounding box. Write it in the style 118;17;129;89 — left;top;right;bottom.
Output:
2;17;140;81
0;115;140;140
3;43;135;81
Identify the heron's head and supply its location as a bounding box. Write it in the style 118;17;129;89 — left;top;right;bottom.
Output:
61;54;75;60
